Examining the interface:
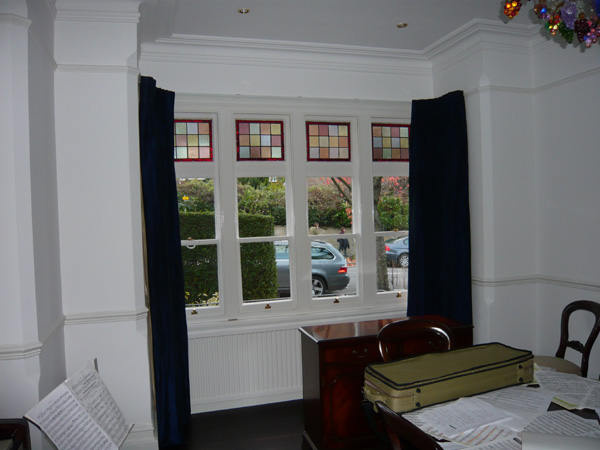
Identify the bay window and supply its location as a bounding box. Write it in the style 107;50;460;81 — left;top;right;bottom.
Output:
174;96;410;322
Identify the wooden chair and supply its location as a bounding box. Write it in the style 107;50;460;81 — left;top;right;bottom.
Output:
377;317;455;362
363;318;454;447
534;300;600;378
375;401;443;450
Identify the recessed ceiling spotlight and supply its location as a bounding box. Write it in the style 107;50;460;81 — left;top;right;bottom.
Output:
396;22;408;28
238;8;250;14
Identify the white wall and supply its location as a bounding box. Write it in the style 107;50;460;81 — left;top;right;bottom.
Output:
430;25;600;376
0;1;65;448
532;43;600;376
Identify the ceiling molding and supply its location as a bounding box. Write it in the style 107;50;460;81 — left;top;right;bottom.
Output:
140;35;432;77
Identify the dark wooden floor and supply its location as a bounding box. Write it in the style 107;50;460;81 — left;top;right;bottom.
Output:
176;400;305;450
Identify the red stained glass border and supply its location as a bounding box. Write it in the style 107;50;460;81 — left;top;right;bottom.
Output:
305;121;352;162
174;119;214;161
236;120;285;161
371;123;410;162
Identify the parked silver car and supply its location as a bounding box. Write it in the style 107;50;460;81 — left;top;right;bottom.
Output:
275;241;350;296
385;236;409;268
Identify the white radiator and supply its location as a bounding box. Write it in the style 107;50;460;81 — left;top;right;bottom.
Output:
188;328;303;413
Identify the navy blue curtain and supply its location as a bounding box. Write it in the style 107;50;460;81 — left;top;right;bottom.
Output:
407;90;472;325
139;76;191;448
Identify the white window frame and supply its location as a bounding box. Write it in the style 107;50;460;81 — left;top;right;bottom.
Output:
175;95;411;326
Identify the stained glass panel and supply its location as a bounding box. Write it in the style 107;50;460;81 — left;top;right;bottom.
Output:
371;123;410;161
306;122;351;161
236;120;285;161
174;120;213;161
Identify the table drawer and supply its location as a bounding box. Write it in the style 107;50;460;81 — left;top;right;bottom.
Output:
323;343;380;363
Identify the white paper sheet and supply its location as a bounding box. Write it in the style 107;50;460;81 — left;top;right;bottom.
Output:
521;431;600;450
25;360;131;450
25;384;116;450
420;397;511;438
524;409;600;437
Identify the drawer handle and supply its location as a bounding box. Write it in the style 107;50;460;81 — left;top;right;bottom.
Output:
352;348;369;358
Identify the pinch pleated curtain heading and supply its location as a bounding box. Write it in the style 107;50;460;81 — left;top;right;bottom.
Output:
407;90;472;326
139;76;191;448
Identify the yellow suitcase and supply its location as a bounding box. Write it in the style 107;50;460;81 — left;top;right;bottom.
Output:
363;343;533;413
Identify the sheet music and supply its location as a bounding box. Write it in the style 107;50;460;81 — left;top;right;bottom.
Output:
25;360;132;450
467;436;522;450
521;431;600;450
448;424;517;446
419;397;511;437
535;371;600;411
64;361;130;447
25;384;116;450
534;371;589;394
523;409;600;438
478;385;553;414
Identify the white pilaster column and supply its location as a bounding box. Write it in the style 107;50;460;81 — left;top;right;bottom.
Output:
54;1;157;448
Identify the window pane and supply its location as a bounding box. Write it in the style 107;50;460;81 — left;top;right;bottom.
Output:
241;241;289;302
310;238;355;297
174;119;213;161
307;177;352;232
373;176;409;232
177;178;218;308
236;120;285;161
177;178;216;238
376;234;408;292
238;177;286;237
306;122;351;161
372;123;410;161
182;244;219;307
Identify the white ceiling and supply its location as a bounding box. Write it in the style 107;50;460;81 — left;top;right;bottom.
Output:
140;0;533;53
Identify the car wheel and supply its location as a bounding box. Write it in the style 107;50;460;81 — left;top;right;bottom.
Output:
398;253;409;268
312;276;327;296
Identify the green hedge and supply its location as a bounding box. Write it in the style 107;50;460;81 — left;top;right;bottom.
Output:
179;211;278;305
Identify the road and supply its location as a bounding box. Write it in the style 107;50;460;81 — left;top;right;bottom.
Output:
338;266;408;295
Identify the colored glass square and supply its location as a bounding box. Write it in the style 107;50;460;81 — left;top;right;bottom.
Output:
175;123;187;134
199;148;210;159
239;122;250;134
250;135;261;146
187;122;198;134
188;135;199;146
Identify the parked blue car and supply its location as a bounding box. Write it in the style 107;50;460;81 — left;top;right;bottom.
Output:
275;240;350;296
385;236;409;268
